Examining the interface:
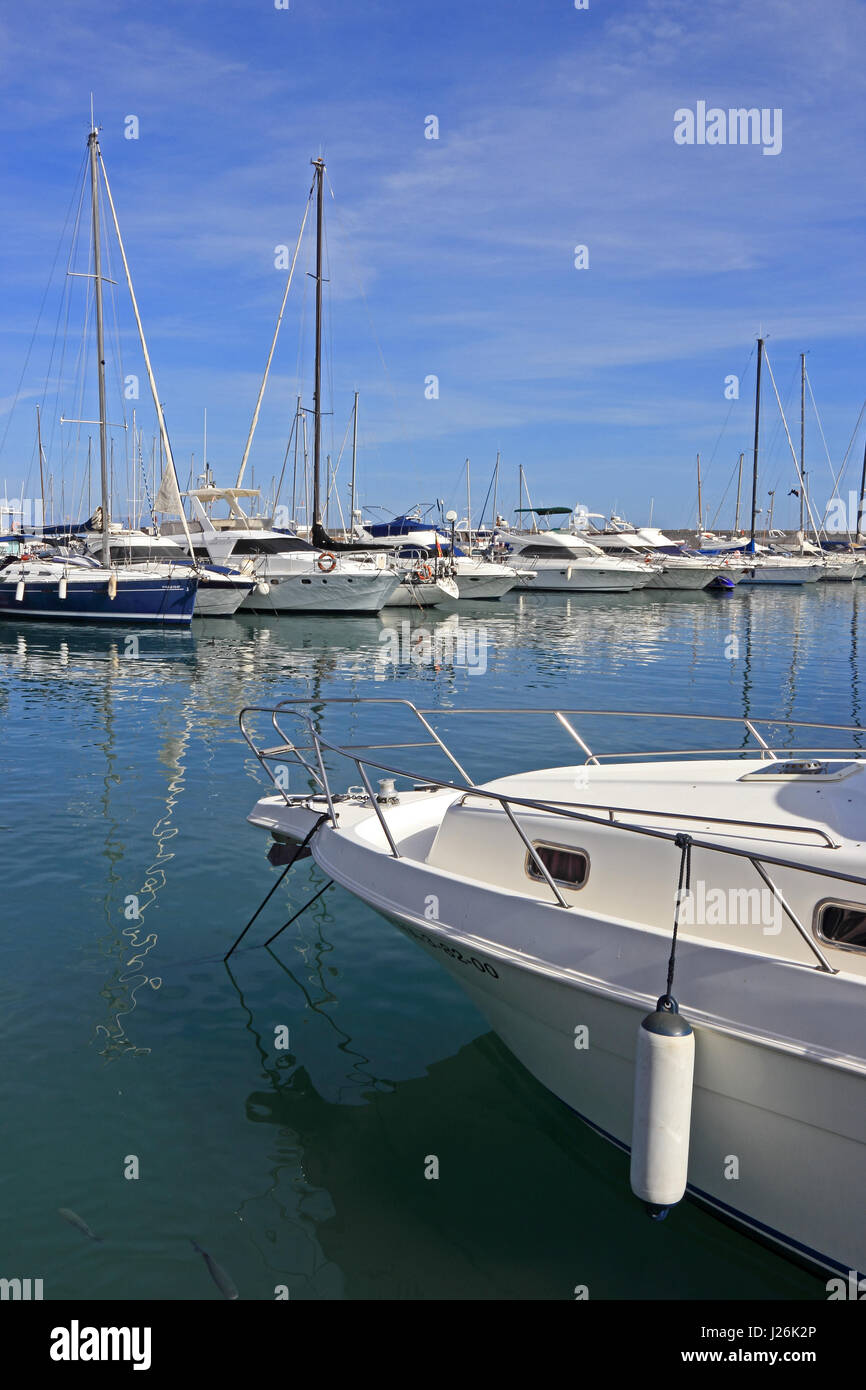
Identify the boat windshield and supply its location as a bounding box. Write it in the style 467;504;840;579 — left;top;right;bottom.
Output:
110;544;186;563
229;536;314;556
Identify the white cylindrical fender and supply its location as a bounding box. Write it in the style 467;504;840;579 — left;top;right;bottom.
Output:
15;577;25;601
256;581;270;596
629;1005;695;1213
108;572;118;599
59;575;68;599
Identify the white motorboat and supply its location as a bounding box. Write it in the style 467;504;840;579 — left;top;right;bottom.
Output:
498;528;652;592
162;489;401;614
242;698;866;1280
580;516;740;590
354;517;519;600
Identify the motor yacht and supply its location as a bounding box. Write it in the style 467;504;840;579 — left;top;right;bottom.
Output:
242;698;866;1281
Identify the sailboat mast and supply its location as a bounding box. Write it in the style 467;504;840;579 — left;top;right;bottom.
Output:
312;157;325;528
696;453;703;533
291;395;301;523
799;353;806;536
88;127;111;566
857;435;866;540
734;452;743;532
349;390;359;531
491;450;500;530
36;405;45;531
750;337;764;551
466;458;471;543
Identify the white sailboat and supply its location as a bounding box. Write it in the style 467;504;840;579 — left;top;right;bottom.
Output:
161;160;402;615
1;123;199;626
707;340;823;585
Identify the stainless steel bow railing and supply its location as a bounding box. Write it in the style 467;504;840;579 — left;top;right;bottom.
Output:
239;698;866;972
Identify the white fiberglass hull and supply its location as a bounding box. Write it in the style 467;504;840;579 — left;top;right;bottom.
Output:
821;561;859;583
738;560;824;585
194;576;255;615
516;561;651;593
385;576;460;607
452;563;517;600
644;562;738;591
405;930;863;1280
295;814;864;1280
241;569;400;613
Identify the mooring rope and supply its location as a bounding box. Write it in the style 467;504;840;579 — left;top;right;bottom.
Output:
659;831;692;1011
223;812;329;961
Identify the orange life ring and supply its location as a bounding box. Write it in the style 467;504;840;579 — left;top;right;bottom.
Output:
317;552;337;573
418;563;432;580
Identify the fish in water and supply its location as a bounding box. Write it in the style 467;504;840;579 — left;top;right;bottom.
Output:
58;1208;103;1242
189;1238;239;1300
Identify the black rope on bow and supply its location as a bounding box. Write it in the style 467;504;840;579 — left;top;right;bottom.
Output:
658;832;692;1013
224;813;329;961
263;878;335;948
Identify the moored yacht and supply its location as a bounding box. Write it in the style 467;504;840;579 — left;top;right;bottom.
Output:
162;489;401;614
242;698;866;1281
497;527;652;592
80;524;254;616
0;126;199;628
386;568;461;607
357;515;519;600
579;514;740;590
0;534;197;624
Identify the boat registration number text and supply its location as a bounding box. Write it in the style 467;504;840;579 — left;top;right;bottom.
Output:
404;924;499;978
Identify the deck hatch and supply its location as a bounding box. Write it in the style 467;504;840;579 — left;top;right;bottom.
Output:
739;759;861;782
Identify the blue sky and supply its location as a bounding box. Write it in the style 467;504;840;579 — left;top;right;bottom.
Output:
1;0;865;530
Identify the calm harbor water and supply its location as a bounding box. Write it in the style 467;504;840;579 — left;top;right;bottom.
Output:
2;583;861;1301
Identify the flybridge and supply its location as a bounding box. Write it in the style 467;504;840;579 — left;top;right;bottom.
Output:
674;102;782;156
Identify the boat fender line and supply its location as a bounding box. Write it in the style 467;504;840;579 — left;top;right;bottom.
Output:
223;812;329;961
629;832;696;1219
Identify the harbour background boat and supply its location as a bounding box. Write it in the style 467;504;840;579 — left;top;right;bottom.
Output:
1;581;861;1300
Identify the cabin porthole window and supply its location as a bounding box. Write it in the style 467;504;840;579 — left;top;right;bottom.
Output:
814;899;866;954
526;842;589;890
